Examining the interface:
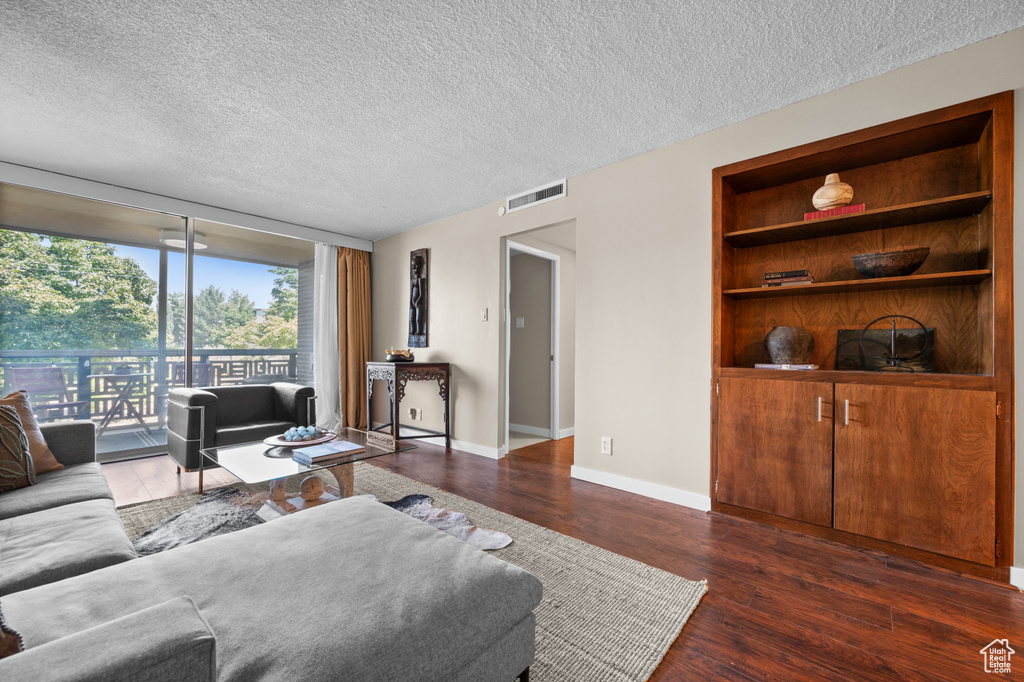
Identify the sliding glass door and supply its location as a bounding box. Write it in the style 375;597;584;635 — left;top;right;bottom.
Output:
0;183;313;461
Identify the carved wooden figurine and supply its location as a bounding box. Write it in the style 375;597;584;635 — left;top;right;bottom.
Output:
409;248;429;347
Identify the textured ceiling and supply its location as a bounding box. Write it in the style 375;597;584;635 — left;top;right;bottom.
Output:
2;1;1023;242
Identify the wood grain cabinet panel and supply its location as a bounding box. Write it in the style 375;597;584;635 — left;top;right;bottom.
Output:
833;384;996;565
717;377;833;526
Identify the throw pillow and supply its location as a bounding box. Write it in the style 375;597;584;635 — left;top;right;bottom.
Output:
0;392;63;475
0;604;24;658
0;405;35;493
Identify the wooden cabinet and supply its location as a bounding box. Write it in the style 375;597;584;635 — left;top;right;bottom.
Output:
834;384;996;565
717;378;833;526
710;93;1014;580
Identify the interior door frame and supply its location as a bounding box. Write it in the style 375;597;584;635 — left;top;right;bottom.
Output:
504;239;560;454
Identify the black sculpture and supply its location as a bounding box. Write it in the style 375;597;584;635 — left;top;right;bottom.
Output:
409;249;428;347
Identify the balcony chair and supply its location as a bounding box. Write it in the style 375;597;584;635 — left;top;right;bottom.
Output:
5;366;88;422
166;382;315;491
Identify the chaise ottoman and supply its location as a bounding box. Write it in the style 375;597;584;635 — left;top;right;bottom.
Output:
0;495;542;681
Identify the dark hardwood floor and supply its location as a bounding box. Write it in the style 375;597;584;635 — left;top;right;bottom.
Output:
104;438;1024;680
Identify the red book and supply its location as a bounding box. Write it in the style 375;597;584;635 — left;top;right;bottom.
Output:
804;204;866;221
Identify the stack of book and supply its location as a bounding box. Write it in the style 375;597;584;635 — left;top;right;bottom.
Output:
762;269;813;287
754;363;819;370
292;440;365;466
804;203;866;221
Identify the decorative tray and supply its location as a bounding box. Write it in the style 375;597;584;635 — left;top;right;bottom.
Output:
262;432;335;448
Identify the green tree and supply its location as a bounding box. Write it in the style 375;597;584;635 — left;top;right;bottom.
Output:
166;292;186;347
192;285;226;349
0;231;157;350
222;290;256;329
221;315;297;350
267;267;298;322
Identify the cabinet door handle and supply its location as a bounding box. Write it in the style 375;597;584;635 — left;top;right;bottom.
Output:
844;399;849;426
817;397;822;423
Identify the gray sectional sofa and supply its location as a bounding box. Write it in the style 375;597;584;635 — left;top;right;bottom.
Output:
0;422;542;681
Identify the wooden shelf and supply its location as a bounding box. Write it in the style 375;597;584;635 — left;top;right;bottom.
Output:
718;366;995;390
722;191;992;248
723;269;990;299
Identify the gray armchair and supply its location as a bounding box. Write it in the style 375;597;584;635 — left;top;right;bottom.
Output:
166;383;315;474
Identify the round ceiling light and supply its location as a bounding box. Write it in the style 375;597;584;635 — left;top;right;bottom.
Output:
159;229;208;249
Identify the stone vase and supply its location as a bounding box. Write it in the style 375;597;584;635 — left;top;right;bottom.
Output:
764;326;814;364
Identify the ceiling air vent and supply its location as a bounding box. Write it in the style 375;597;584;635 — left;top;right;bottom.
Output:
506;179;567;213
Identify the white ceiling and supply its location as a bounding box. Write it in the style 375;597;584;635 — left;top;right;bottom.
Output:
2;1;1022;243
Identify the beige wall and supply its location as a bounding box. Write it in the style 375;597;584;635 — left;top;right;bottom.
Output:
371;29;1024;568
509;252;552;430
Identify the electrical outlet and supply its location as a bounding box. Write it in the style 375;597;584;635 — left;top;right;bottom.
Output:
408;407;417;420
600;436;612;455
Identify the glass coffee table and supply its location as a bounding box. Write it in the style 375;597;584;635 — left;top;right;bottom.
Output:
200;428;416;518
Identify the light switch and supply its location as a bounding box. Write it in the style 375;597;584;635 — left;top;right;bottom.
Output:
516;317;525;328
480;308;488;321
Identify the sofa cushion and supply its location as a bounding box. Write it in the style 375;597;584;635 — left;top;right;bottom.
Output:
0;392;62;475
206;385;275;426
0;406;34;493
0;597;217;682
3;496;542;682
216;421;296;447
0;498;136;596
0;463;113;521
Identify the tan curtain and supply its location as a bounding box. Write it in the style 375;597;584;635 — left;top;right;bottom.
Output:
337;247;372;429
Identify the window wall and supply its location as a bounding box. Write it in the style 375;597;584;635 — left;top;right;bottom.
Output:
0;183;314;461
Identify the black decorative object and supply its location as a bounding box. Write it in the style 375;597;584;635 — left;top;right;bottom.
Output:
409;249;428;348
835;315;934;372
764;326;814;364
386;348;415;363
851;247;929;278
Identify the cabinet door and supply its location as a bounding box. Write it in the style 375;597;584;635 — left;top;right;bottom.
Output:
717;377;834;526
834;384;996;565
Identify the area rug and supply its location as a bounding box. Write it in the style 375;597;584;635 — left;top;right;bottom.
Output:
383;494;512;550
131;487;265;556
118;464;707;682
124;488;511;555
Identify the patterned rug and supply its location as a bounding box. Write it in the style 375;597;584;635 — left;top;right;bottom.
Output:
132;487;265;556
118;464;707;682
127;486;511;556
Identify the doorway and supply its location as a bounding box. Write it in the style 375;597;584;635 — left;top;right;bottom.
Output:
503;221;576;460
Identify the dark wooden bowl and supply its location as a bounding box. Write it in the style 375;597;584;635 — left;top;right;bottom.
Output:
852;247;930;279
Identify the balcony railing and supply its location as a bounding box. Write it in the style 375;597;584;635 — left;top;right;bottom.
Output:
0;348;298;454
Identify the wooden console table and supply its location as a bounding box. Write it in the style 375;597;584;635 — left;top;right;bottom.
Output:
366;362;451;448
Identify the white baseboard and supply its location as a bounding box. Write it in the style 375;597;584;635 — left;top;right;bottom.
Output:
508;424;574;440
417;435;504;460
570;465;711;512
1011;566;1024;590
509;423;551;438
